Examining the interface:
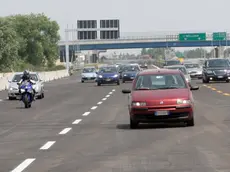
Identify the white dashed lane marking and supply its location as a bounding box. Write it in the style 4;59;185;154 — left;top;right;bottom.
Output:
82;112;90;116
11;158;36;172
9;89;116;171
91;106;97;110
72;119;82;124
40;141;56;150
97;101;102;105
59;128;72;135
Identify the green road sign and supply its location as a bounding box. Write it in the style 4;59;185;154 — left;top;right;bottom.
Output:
175;52;184;58
179;33;206;41
213;32;227;41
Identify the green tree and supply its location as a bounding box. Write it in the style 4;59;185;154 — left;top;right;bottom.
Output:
141;48;166;59
0;18;19;71
184;48;207;59
8;13;60;67
141;48;147;55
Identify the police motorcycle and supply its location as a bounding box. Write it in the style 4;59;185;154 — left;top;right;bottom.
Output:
17;80;36;108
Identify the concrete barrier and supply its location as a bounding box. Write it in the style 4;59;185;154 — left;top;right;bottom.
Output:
0;70;69;91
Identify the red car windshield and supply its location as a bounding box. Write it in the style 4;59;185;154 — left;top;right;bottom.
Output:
134;74;187;90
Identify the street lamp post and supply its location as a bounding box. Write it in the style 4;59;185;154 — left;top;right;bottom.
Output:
65;26;70;72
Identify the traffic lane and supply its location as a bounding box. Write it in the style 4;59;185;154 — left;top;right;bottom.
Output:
22;82;230;171
202;82;230;96
190;79;230;95
0;76;117;172
0;76;112;128
192;84;230;125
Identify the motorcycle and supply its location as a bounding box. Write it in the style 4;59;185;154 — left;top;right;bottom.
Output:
17;81;35;108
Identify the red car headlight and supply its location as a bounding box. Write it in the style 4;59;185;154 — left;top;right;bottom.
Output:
132;102;147;106
177;99;191;105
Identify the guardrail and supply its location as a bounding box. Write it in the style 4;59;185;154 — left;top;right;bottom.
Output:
0;70;69;91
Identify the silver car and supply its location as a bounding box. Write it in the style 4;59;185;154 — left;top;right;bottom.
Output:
81;67;97;83
184;63;202;79
164;65;191;84
8;72;45;100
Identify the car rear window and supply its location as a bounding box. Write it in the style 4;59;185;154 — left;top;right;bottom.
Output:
99;67;117;73
166;60;181;66
83;68;96;73
12;74;38;82
184;64;200;68
207;59;230;67
123;65;140;72
134;74;187;90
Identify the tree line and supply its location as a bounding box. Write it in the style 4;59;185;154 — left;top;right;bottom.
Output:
141;47;230;60
0;13;63;72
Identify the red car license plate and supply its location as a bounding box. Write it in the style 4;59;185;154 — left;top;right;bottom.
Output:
155;111;168;116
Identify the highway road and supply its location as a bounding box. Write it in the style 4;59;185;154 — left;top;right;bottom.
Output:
1;75;230;171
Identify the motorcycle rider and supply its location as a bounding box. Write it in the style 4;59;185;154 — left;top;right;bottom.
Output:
18;70;36;101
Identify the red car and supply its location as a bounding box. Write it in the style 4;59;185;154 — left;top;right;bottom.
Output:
122;69;199;129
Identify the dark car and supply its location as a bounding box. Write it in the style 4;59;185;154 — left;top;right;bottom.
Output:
202;58;230;83
122;65;141;83
96;66;120;86
164;60;181;66
121;69;199;129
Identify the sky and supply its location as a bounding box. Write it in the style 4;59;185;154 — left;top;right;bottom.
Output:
1;0;229;55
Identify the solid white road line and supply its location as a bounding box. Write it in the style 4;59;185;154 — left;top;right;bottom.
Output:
91;106;97;110
109;92;113;94
97;101;102;105
112;89;115;92
11;158;36;172
72;119;82;124
82;112;90;116
59;128;72;135
40;141;56;150
106;95;110;98
102;98;107;101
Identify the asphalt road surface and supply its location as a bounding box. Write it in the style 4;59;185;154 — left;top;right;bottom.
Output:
1;76;230;172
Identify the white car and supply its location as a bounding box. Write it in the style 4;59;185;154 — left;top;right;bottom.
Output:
8;72;45;100
81;67;97;83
